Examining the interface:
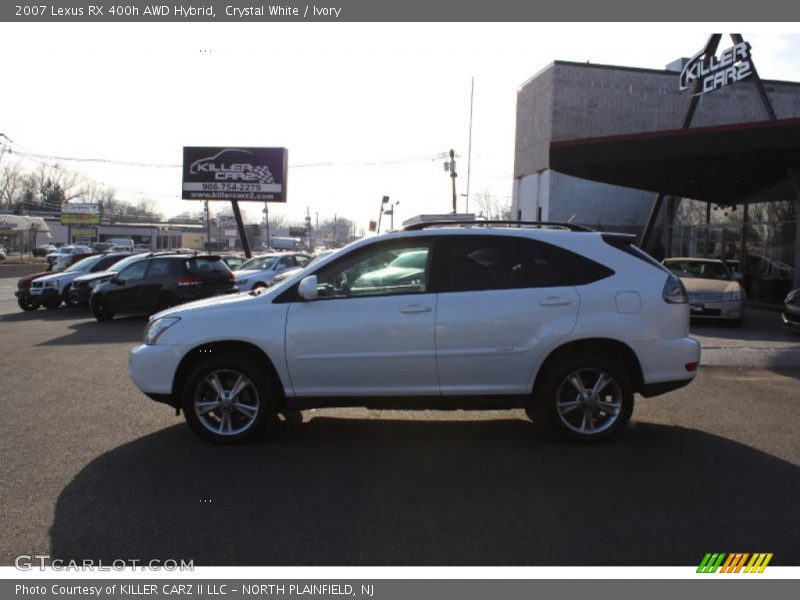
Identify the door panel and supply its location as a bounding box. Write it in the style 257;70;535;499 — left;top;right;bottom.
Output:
435;287;579;395
285;294;438;396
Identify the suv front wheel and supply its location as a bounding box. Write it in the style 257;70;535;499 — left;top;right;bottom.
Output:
182;355;276;444
535;354;633;442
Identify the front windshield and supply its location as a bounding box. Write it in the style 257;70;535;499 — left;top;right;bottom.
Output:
57;247;73;254
52;256;73;271
239;255;277;271
108;254;146;272
65;254;105;273
664;260;732;281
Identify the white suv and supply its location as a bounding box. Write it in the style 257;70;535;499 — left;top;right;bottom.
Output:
129;222;700;444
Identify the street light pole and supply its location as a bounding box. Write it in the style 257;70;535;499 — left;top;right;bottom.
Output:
204;201;211;251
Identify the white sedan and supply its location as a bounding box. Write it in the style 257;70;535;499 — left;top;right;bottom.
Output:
662;257;745;325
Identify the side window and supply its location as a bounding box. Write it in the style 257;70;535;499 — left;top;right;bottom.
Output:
525;240;614;287
118;261;148;282
314;242;432;299
295;255;311;267
441;236;527;293
277;256;294;270
148;259;173;277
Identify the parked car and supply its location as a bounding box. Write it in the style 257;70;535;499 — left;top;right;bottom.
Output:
662;257;745;325
90;253;237;321
783;288;800;329
268;249;340;287
129;222;701;444
68;252;151;307
15;253;94;311
92;242;113;252
29;253;130;309
45;245;93;269
233;252;312;291
33;244;57;257
0;245;6;260
219;253;247;271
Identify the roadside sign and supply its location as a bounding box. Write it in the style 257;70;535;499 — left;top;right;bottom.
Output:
182;146;288;202
289;226;307;237
71;227;97;238
61;213;100;225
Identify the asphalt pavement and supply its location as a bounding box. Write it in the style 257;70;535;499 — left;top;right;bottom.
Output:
0;272;798;566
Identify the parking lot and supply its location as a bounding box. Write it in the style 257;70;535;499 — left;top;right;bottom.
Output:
1;267;799;566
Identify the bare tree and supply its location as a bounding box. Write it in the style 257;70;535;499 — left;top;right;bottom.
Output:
0;161;24;208
473;191;511;220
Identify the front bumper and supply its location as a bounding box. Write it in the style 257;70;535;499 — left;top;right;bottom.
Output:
68;286;92;306
783;304;800;327
688;300;744;320
129;343;187;402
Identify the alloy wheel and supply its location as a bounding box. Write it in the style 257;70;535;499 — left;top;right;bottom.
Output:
555;368;623;435
193;369;261;437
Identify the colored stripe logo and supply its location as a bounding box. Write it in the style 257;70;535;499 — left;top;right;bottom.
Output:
697;553;773;573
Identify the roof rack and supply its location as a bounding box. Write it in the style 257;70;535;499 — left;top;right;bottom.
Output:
401;219;594;232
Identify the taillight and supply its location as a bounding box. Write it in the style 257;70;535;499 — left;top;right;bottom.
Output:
662;273;688;304
178;277;201;287
228;272;235;281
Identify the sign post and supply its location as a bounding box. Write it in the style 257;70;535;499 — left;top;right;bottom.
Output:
182;147;288;258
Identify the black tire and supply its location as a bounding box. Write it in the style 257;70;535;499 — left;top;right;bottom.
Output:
90;296;114;321
730;317;744;327
17;296;39;311
63;284;79;308
252;282;268;291
534;353;633;443
181;354;277;444
43;299;61;310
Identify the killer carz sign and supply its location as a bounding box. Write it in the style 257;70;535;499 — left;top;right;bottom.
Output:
680;41;753;95
182;147;288;202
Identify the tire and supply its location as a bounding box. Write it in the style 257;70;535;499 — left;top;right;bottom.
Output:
730;317;744;327
90;296;114;321
43;299;61;310
535;353;633;443
17;296;39;311
63;284;79;308
181;354;277;444
252;282;268;291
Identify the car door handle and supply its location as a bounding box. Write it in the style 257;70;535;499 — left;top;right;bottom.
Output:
399;304;433;314
539;297;573;306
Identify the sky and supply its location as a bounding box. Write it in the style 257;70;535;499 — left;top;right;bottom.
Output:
1;23;800;230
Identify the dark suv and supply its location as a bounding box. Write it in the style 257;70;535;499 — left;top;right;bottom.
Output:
90;254;236;321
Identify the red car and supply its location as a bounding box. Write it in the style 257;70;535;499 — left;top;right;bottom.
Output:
15;253;93;311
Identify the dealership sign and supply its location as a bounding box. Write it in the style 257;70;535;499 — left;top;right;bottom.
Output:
61;202;100;225
182;147;288;202
680;41;753;95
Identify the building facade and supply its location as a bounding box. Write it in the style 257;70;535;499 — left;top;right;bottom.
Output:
512;53;800;303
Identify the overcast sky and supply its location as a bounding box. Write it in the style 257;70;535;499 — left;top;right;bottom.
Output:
1;23;799;229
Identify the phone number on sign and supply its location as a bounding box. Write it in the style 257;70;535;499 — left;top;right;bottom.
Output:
201;182;263;192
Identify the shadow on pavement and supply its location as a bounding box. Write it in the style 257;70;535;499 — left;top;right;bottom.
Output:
35;316;148;345
50;417;800;566
0;306;89;322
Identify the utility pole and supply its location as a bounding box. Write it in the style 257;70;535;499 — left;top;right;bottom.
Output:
263;201;271;249
466;77;474;214
449;149;457;213
204;201;211;251
377;196;389;233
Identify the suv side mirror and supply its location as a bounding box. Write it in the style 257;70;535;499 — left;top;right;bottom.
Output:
298;275;318;300
112;277;124;286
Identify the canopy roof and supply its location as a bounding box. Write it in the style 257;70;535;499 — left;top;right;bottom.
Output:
549;118;800;204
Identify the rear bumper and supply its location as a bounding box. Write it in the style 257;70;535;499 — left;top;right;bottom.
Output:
630;337;701;389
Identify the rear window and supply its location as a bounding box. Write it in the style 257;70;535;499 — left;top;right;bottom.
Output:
184;258;230;274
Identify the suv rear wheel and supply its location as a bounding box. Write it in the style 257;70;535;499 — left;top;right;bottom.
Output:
535;354;633;442
181;355;276;444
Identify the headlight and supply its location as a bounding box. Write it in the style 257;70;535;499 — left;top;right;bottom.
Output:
787;289;800;304
236;278;248;286
144;317;181;345
727;290;743;302
44;280;59;288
